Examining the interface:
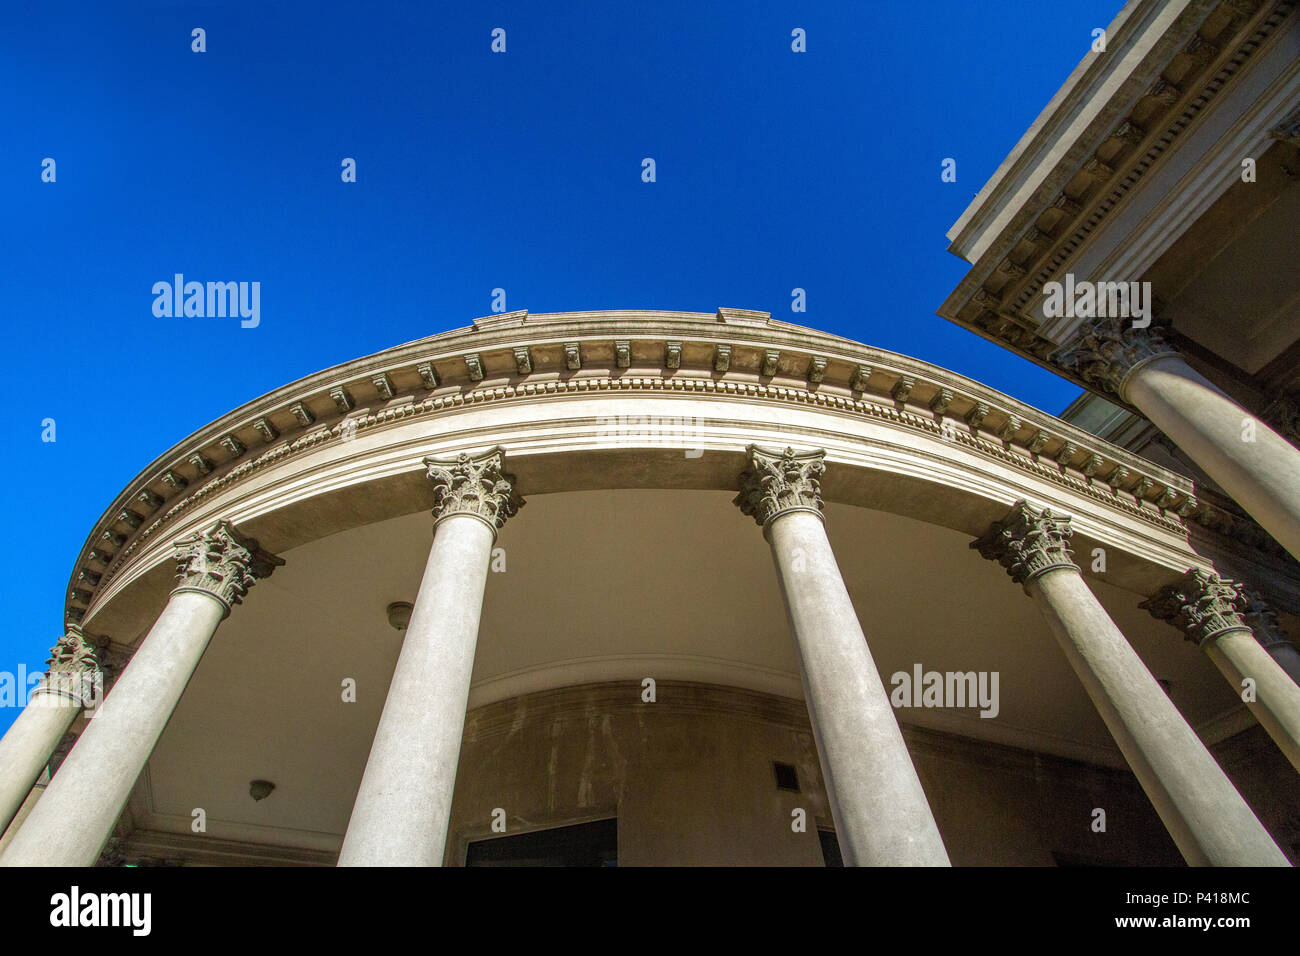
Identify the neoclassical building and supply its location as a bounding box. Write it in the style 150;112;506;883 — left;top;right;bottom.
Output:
3;0;1299;869
0;306;1297;866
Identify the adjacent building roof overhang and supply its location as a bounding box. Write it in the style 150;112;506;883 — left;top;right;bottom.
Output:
940;0;1298;398
938;0;1299;566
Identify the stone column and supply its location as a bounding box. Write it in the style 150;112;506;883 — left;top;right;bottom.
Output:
972;501;1288;866
1056;320;1300;560
1241;589;1300;687
734;446;949;866
0;520;282;867
0;628;102;838
1141;570;1300;773
338;446;522;867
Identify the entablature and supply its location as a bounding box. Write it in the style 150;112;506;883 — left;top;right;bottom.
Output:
72;308;1284;630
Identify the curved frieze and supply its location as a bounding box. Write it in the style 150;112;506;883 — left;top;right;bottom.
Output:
65;309;1230;625
82;421;1214;639
93;372;1199;588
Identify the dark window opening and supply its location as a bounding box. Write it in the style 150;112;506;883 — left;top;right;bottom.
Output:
465;818;617;867
819;829;843;867
773;761;800;792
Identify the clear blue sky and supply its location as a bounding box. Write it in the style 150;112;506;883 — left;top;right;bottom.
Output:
0;0;1117;732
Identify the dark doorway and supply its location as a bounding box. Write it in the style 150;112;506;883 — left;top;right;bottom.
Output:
465;818;618;867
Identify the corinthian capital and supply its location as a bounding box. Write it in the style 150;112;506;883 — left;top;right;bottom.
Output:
1051;318;1178;400
1141;569;1251;645
45;625;100;675
424;446;523;535
970;500;1077;586
36;625;103;707
733;445;826;527
172;520;285;613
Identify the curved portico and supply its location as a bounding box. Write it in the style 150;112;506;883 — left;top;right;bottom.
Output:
2;309;1297;866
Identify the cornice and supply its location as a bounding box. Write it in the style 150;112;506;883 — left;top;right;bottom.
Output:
1063;37;1300;345
947;0;1212;259
66;308;1212;627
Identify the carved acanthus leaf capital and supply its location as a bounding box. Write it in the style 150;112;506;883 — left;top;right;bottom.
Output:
38;625;104;707
733;445;826;528
1140;568;1250;645
172;520;284;613
45;625;100;675
1052;318;1179;400
970;500;1077;586
424;446;523;535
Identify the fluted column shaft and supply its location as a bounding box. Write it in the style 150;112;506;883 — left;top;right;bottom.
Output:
0;625;108;838
737;445;949;866
338;447;521;867
974;502;1288;866
1;593;222;866
1143;570;1300;773
1058;322;1300;560
1243;591;1300;688
0;521;282;867
0;689;80;840
1124;355;1300;559
1260;639;1300;687
1205;633;1300;771
337;516;494;866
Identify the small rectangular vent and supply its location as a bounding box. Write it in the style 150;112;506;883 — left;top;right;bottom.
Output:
773;761;800;792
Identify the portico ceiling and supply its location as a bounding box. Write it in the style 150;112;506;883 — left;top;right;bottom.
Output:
126;488;1252;853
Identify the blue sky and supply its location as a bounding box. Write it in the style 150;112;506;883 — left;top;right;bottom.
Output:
0;0;1120;731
